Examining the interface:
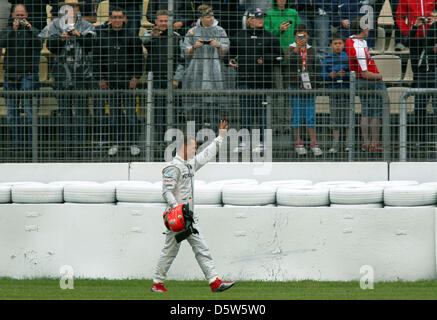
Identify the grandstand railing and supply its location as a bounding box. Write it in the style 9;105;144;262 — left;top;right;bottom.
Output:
0;71;404;163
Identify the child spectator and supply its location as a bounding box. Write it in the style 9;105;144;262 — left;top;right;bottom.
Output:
321;33;350;154
283;24;323;156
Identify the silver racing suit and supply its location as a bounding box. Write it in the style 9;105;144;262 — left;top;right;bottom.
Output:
153;135;224;284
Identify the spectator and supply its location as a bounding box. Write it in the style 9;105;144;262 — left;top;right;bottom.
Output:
40;0;96;152
176;0;241;36
321;33;350;154
229;8;282;153
0;4;41;149
405;10;437;151
396;0;435;39
283;24;323;156
264;0;300;52
345;17;387;153
0;1;11;32
146;0;185;33
142;9;185;155
244;0;273;13
181;4;230;131
336;0;376;49
111;0;144;35
8;0;53;93
8;1;52;31
51;0;100;23
294;0;339;62
93;6;144;157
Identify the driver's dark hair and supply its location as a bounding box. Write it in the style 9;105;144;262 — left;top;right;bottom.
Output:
178;135;196;149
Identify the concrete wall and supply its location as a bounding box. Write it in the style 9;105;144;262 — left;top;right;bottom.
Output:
390;162;437;183
0;163;130;183
1;204;435;281
129;162;389;183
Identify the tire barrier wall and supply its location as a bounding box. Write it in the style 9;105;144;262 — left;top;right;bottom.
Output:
0;205;435;281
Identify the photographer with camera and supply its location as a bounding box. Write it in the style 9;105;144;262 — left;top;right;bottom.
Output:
151;120;236;294
181;5;230;132
0;4;41;151
40;0;96;154
293;0;339;62
404;9;437;152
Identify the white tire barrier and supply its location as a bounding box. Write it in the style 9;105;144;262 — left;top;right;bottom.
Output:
223;204;276;207
0;185;11;203
329;186;383;205
64;183;116;203
419;182;437;188
222;185;275;206
208;179;258;186
330;203;383;208
0;181;42;186
260;180;312;189
11;183;64;203
194;184;222;205
115;182;165;203
196;204;223;208
276;186;330;207
49;181;97;186
103;180;136;186
384;186;437;206
368;180;418;188
277;205;329;207
315;181;367;188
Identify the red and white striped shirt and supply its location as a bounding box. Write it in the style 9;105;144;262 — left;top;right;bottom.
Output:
345;37;380;79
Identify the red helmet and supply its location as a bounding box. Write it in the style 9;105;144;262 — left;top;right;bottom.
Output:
163;204;188;232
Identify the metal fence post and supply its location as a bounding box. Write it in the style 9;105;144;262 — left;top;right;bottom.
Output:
381;89;391;161
146;72;154;162
32;91;38;162
348;71;356;161
167;0;174;131
399;89;410;162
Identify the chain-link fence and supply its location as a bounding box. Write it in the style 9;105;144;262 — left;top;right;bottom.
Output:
2;76;437;162
0;1;436;163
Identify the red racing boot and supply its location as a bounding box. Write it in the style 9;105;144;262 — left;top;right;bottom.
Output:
151;282;168;293
210;278;236;292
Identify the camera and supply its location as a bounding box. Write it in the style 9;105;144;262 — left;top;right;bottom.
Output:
201;40;212;44
423;18;430;24
18;19;30;29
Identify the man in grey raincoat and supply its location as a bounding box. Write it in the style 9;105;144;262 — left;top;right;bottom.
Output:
181;4;230;132
39;0;96;153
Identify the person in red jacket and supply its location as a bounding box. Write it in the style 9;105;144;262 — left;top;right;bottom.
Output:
396;0;436;38
345;17;388;153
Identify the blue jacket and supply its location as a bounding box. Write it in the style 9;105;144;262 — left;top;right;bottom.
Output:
321;50;350;89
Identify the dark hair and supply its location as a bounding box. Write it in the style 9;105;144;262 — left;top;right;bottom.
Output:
110;6;125;16
178;136;196;149
294;24;308;35
330;33;344;43
351;16;368;35
155;9;169;18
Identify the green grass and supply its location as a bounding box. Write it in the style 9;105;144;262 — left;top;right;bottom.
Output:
0;278;437;300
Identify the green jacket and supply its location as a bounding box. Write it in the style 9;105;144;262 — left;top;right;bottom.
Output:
264;1;301;52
